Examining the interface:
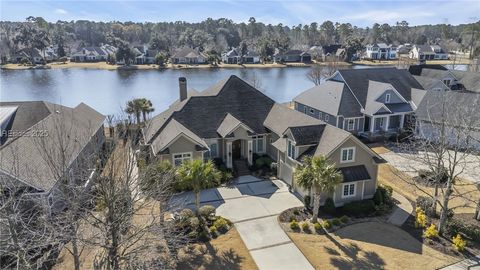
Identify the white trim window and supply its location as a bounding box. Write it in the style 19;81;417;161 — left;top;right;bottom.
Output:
287;139;296;159
173;152;192;166
443;79;451;87
385;93;391;103
303;106;307;114
378;117;384;128
342;183;356;198
347;119;355;131
252;135;265;153
325;114;330;122
340;147;355;163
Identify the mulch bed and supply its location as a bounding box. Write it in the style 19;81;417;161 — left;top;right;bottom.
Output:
279;207;311;222
401;214;478;259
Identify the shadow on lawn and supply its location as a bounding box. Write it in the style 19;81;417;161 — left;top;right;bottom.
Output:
325;232;385;270
176;242;244;270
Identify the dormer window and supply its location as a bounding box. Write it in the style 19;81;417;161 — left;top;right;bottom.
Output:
341;147;355;163
287;139;296;159
443;79;451;87
385;93;391;103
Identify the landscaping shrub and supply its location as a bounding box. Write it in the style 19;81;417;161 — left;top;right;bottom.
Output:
209;225;217;235
424;224;439;239
198;230;211;242
416;196;437;217
342;200;376;217
446;218;480;242
290;220;300;230
213;217;229;232
304;195;311;208
417;168;448;184
188;217;200;231
180;208;195;220
198;205;216;220
452;234;466;251
332;218;341;226
340;215;349;224
373;185;393;206
322;198;336;214
301;222;310;232
415;207;427;228
293;209;300;215
255;157;265;168
314;222;322;231
289;216;296;222
322;220;332;230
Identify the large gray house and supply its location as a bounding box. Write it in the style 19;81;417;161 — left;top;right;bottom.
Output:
0;101;106;211
143;76;384;206
293;67;426;136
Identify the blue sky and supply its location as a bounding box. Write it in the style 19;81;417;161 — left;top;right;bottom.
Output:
0;0;479;27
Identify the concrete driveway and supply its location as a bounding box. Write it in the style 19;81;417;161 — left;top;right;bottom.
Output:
171;175;314;270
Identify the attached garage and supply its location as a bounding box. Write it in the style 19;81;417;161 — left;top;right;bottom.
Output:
279;160;293;186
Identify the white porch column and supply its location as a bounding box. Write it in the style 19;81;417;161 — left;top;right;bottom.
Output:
247;139;253;166
385;116;390;131
400;114;405;129
226;141;232;169
370;116;375;132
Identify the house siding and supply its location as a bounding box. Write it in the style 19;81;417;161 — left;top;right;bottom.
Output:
158;136;204;164
295;102;337;126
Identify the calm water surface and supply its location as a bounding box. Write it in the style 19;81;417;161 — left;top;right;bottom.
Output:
0;64;467;115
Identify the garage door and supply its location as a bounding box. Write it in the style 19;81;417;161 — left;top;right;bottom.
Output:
279;160;293;186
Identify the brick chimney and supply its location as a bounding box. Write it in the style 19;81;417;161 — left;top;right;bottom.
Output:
179;77;187;102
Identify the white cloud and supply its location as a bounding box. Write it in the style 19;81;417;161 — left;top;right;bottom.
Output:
341;10;434;23
54;8;68;15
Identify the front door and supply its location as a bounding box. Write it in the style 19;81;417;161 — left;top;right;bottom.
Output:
232;139;241;160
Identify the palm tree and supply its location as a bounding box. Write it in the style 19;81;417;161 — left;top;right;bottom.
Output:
294;156;343;223
124;99;142;124
139;98;154;122
176;160;221;212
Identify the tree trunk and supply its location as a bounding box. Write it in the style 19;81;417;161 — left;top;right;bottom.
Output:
195;191;200;213
312;193;321;224
142;111;147;123
438;177;454;235
72;237;80;270
135;112;141;125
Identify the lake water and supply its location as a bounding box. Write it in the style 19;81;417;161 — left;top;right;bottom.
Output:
0;64;468;115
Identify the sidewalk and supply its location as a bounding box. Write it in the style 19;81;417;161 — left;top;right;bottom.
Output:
387;191;413;226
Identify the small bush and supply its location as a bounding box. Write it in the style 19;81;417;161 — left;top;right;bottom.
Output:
289;216;296;222
415;207;427;228
188;217;200;230
198;205;216;219
209;225;217;235
213;217;229;232
293;209;300;215
373;185;394;206
342;200;376;217
323;220;332;230
323;198;336;214
340;215;349;224
290;220;300;230
332;218;341;226
452;234;466;251
255;158;265;168
198;230;211;242
179;208;195;220
301;222;310;232
424;224;439;239
304;195;311;208
416;196;436;217
314;222;322;231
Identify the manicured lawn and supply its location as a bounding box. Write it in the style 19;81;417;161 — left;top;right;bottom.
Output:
177;228;258;270
289;222;459;270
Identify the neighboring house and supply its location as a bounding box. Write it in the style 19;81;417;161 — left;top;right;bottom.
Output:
397;44;412;54
242;50;261;64
413;75;450;91
307;45;324;61
274;50;311;63
171;47;207;64
408;64;448;76
222;48;241;64
134;45;158;64
410;45;448;61
293;67;425;135
415;91;480;151
11;48;44;64
417;68;480;93
365;43;397;60
143;75;384;206
71;44;117;62
0;101;106;212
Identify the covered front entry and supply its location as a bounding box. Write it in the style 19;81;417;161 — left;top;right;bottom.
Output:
232;139;242;160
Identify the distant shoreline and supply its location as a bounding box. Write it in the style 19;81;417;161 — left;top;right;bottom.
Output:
0;58;471;71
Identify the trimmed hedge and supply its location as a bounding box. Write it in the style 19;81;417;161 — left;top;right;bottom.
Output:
446;218;480;242
322;198;336;214
342;200;376;217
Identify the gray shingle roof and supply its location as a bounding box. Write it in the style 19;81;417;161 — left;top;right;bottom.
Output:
0;102;105;192
217;113;253;138
289;125;326;146
334;67;424;108
339;165;371;183
293;81;345;116
263;103;322;136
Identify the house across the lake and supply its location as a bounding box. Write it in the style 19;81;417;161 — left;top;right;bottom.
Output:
171;47;207;65
274;50;311;63
143;75;384;206
293;67;425;137
71;44;117;62
0;101;106;212
409;45;448;61
365;43;397;60
222;48;260;64
134;45;158;65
